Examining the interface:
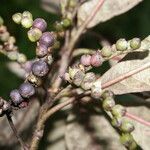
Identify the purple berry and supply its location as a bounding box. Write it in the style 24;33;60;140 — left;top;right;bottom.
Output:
90;52;104;67
36;44;48;57
32;60;49;77
32;18;47;32
19;82;35;98
39;32;55;47
80;54;91;66
10;89;23;105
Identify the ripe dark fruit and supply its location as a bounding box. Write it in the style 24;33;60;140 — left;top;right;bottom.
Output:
10;89;23;105
19;82;35;98
39;32;55;47
32;18;47;32
36;44;48;57
32;60;49;77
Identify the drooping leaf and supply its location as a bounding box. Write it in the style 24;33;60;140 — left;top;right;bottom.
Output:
77;0;143;28
101;50;150;95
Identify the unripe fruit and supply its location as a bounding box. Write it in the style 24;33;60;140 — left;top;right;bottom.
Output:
39;32;55;47
101;90;113;100
80;54;91;66
36;44;48;57
0;16;4;26
22;11;33;19
111;105;126;118
19;82;35;98
116;38;128;51
101;46;112;57
72;70;85;86
17;53;27;63
102;97;115;111
62;18;71;28
81;72;96;90
120;133;134;148
128;141;137;150
55;22;64;32
12;13;22;24
32;18;47;32
10;89;23;105
32;60;49;77
111;118;122;128
7;51;18;61
120;120;134;133
21;16;33;28
27;28;42;42
130;38;141;50
90;52;103;67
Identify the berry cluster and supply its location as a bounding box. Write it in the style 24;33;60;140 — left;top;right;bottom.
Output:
80;38;141;68
101;91;136;149
0;17;26;63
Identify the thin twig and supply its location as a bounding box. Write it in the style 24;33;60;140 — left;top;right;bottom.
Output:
6;114;28;150
125;112;150;127
102;61;150;89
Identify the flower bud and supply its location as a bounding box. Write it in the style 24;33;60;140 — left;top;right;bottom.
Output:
22;11;33;19
130;38;141;50
101;46;112;57
0;16;4;26
80;54;91;66
90;52;104;67
32;18;47;32
32;60;49;77
39;32;55;47
120;120;134;133
36;44;48;57
28;28;42;42
21;16;33;28
116;38;128;51
17;53;27;63
111;105;126;118
81;72;96;90
102;97;115;111
12;13;22;24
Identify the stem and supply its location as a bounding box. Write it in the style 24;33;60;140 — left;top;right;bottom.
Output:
125;112;150;127
102;62;150;89
6;114;28;150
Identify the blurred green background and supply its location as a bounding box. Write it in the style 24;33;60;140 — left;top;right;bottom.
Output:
0;0;150;99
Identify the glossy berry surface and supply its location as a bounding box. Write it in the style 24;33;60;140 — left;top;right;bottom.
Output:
32;18;47;32
39;32;55;47
32;60;49;77
10;89;23;105
19;82;35;98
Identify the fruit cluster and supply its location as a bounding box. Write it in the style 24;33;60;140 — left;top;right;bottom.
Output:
80;38;141;68
101;90;137;150
0;17;26;63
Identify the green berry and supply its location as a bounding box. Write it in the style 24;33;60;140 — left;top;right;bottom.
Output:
62;18;71;28
111;117;122;128
101;90;113;100
7;51;18;61
120;120;134;133
12;13;22;24
111;105;126;118
0;16;4;26
102;97;115;111
130;38;141;50
129;141;137;150
17;53;27;63
120;133;136;149
116;38;128;51
22;11;33;19
55;22;64;32
21;16;33;28
27;28;42;42
101;46;112;57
